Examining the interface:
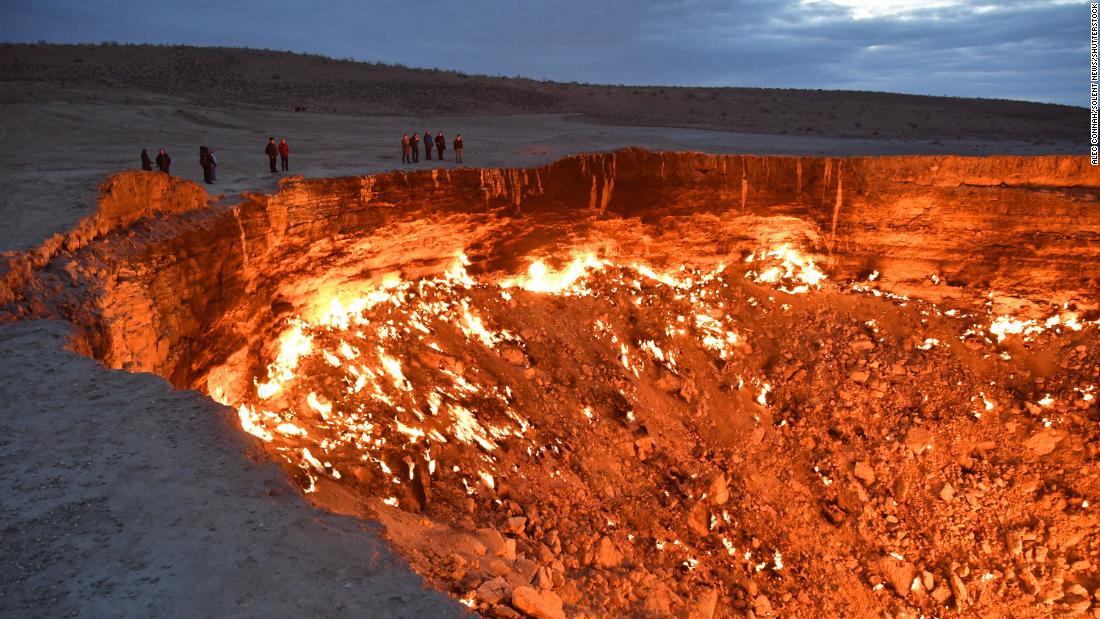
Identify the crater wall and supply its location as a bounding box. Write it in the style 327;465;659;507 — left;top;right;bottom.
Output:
5;149;1097;392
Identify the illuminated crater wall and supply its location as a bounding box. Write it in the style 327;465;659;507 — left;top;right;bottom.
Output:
27;149;1093;393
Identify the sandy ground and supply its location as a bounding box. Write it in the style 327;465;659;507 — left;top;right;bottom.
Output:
0;55;1087;618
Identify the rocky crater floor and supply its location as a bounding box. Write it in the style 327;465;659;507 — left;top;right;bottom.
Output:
3;149;1100;618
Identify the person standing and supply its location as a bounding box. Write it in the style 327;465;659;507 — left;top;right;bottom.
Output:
140;148;153;171
199;146;212;184
155;148;171;174
209;148;218;182
410;132;420;163
401;133;411;164
423;131;433;160
453;134;463;164
265;137;278;173
435;131;446;161
278;138;290;171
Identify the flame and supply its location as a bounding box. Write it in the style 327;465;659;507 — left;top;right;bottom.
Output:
211;244;857;514
745;244;826;294
501;254;607;293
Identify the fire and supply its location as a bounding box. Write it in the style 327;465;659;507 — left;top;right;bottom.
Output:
501;254;607;294
745;244;826;294
208;245;854;524
988;310;1085;343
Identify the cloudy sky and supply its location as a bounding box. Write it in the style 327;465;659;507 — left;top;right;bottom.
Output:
0;0;1087;106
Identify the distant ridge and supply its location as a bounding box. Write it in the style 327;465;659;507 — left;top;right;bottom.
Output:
0;43;1083;142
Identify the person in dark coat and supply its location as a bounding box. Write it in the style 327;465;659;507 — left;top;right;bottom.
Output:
453;134;464;164
199;146;212;184
401;133;411;164
155;149;171;174
265;137;278;173
423;131;433;160
141;148;153;171
410;132;420;163
435;132;446;161
278;138;289;171
209;149;217;181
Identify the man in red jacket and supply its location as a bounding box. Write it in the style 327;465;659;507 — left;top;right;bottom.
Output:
278;138;290;171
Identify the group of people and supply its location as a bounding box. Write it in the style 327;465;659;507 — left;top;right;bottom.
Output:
402;131;463;165
140;137;292;184
143;130;465;182
265;137;291;173
140;148;173;174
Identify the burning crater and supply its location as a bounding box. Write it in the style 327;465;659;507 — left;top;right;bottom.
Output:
6;149;1100;617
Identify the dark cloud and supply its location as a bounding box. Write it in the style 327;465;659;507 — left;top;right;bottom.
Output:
0;0;1086;106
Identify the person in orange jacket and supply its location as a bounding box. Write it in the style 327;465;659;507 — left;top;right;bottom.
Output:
278;138;290;171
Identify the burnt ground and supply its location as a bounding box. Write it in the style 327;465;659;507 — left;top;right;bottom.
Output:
227;256;1100;618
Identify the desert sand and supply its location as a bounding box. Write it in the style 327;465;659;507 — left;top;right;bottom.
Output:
0;44;1092;618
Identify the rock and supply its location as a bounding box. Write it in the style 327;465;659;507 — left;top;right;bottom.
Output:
1005;530;1023;555
822;500;847;525
687;588;719;619
893;477;910;500
642;582;675;615
488;558;513;577
939;483;955;502
709;473;730;505
854;462;876;485
687;501;710;536
1020;568;1040;594
478;528;507;556
492;605;523;619
512;586;565;619
535;566;553;590
921;570;934;591
459;533;489;557
506;516;528;535
477;576;512;606
514;558;540;582
535;542;554;565
502;538;517;562
930;583;952;604
879;556;916;597
595;536;623;568
851;338;875;352
501;346;527;366
1023;428;1061;456
904;427;933;455
950;572;968;607
849;369;870;383
753;594;773;616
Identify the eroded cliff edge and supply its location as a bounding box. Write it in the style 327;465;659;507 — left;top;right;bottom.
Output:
4;148;1098;392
